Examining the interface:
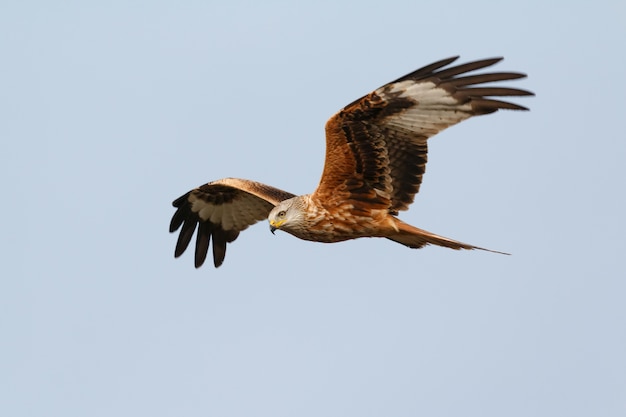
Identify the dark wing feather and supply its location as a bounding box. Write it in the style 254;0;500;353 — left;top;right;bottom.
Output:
169;178;295;268
314;56;533;213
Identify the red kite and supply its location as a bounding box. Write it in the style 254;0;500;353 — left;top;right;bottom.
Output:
170;57;532;268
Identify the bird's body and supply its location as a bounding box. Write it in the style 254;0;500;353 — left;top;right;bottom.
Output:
170;56;532;268
269;194;395;243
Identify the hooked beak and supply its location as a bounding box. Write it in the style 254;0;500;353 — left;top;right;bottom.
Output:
269;219;284;234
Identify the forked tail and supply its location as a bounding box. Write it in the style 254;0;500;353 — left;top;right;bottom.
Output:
387;219;510;255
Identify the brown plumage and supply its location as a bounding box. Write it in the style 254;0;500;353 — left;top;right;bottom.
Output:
170;56;533;268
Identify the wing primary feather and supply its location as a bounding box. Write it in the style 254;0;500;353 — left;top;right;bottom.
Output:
400;56;460;79
448;72;527;87
459;87;534;97
431;57;504;79
169;208;186;233
211;229;228;268
175;219;197;258
471;98;530;113
194;222;211;268
169;192;191;232
172;193;190;207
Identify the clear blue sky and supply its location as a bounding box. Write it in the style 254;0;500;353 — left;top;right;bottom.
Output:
2;1;625;416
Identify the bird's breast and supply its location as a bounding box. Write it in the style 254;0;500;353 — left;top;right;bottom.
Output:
293;200;392;243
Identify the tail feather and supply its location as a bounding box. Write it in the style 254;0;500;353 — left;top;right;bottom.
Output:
388;219;510;255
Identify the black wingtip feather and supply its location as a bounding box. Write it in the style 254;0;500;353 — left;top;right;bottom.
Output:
211;230;228;268
194;222;211;268
431;57;503;80
413;56;460;75
471;98;530;113
172;193;190;208
449;72;528;87
175;219;197;258
169;208;186;233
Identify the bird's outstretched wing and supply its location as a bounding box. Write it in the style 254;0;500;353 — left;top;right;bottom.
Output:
314;56;533;213
169;178;295;268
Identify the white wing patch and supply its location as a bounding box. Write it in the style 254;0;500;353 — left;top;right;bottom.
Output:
209;204;225;227
378;81;474;138
190;192;271;232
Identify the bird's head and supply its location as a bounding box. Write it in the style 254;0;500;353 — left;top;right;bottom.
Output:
268;197;304;235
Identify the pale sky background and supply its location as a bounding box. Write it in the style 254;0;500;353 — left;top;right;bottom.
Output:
2;1;625;416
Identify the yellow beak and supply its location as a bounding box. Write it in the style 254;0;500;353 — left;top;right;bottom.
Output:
269;219;285;234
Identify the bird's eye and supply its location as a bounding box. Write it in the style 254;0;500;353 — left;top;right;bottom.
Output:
278;210;286;217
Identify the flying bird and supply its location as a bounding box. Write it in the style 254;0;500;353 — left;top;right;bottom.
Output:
170;56;532;268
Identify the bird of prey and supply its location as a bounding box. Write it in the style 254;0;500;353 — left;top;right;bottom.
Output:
170;56;532;268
